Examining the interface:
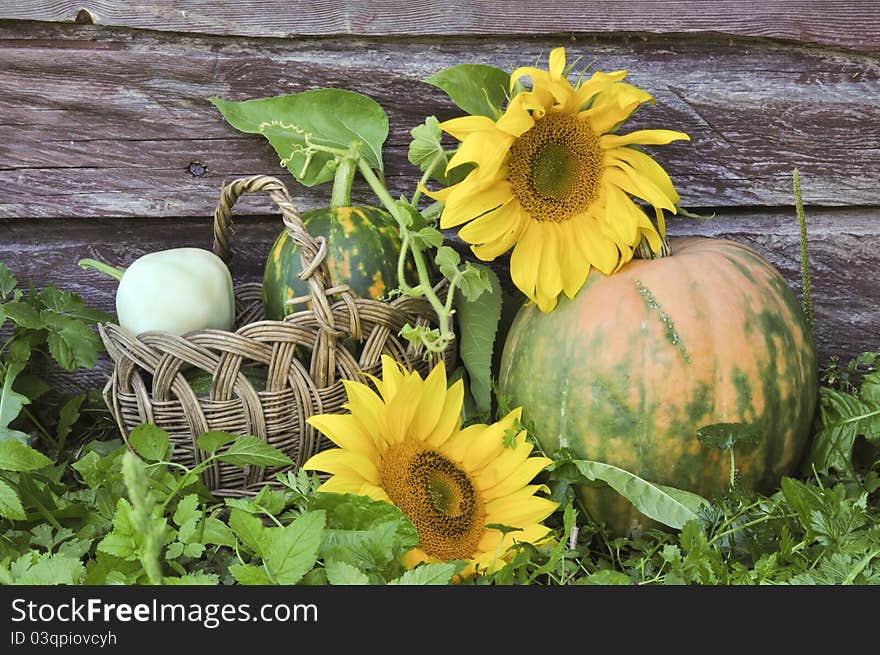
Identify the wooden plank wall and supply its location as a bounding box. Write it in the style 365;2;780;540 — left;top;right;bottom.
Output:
1;1;879;393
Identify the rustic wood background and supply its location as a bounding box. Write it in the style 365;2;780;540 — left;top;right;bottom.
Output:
1;1;878;393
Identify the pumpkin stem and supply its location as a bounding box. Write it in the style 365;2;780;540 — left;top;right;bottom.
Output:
330;156;357;209
634;235;671;260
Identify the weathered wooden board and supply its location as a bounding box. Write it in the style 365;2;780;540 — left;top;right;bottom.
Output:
1;207;877;394
3;1;879;52
2;21;880;219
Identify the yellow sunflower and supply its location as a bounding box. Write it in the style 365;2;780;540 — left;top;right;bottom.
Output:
303;355;557;578
427;47;690;312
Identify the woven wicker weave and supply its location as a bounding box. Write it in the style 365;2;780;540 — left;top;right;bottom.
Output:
99;175;454;497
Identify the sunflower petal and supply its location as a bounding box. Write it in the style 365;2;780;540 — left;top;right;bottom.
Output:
441;180;514;229
606;146;680;205
558;220;591;299
305;412;377;457
439;115;497;141
425;378;465;448
535;222;564;312
301;448;379;485
509;220;544;305
600;129;690;149
408;360;449;442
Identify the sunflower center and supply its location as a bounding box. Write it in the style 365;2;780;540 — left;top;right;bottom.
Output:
507;112;602;222
378;441;485;561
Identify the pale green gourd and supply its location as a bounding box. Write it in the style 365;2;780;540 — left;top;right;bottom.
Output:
78;248;235;336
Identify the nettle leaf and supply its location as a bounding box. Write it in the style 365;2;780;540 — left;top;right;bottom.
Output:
424;64;511;119
217;436;293;468
548;458;709;530
202;517;236;548
0;478;26;521
128;423;171;462
454;266;503;416
261;510;325;585
324;559;371;585
210;89;388;186
388;562;463;585
696;422;762;451
0;440;53;471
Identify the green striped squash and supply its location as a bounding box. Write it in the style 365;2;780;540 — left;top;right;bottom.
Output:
498;237;819;535
263;205;411;320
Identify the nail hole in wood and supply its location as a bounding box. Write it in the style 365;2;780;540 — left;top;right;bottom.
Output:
188;162;208;177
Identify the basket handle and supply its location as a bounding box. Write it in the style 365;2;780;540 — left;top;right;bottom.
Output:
211;174;342;330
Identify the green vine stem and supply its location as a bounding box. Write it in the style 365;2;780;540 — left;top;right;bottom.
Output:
356;158;456;353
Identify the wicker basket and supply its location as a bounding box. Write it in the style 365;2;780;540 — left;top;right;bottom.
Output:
99;175;455;497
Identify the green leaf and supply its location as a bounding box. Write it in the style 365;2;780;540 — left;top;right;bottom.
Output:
408;116;447;172
0;478;26;520
209;89;388;186
550;458;709;530
0;262;17;299
38;285;113;322
324;559;371;585
71;444;125;489
56;394;85;447
254;484;287;516
202;517;236;548
2;552;84;585
1;301;42;329
262;510;325;585
309;493;418;578
217;435;294;468
807;387;877;475
454;266;503;416
96;498;138;560
228;508;265;553
0;440;52;471
697;422;762;450
196;430;238;455
172;494;200;528
128;423;171;462
577;570;634;585
163;573;219;585
40;311;103;371
456;262;492;301
229;564;273;586
388;562;462;585
424;64;511;118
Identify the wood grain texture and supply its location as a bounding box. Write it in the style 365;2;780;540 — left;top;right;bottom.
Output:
1;208;877;393
2;21;880;220
2;1;879;52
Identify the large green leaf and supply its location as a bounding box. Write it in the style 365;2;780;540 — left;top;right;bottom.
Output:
127;423;171;462
454;266;503;417
424;64;511;118
807;387;879;475
553;459;709;530
210;89;388;186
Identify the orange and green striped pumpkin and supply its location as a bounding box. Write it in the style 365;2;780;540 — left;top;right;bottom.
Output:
498;237;819;534
263;205;412;320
